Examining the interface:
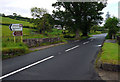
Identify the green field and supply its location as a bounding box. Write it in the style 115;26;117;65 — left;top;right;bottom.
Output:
1;17;64;43
100;43;120;65
1;17;64;59
2;25;37;36
0;17;34;27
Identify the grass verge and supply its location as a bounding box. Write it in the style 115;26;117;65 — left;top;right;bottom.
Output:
100;43;120;65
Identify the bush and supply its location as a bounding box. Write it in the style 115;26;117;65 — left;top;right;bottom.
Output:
2;47;28;55
2;47;28;59
64;35;75;38
2;42;27;47
105;34;110;39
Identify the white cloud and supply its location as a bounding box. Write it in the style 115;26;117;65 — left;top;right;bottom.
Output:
0;0;119;20
108;0;120;3
0;0;57;17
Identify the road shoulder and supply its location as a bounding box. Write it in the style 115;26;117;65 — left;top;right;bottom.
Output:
95;39;120;81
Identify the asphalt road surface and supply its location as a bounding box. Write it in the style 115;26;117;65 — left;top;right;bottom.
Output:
2;34;107;80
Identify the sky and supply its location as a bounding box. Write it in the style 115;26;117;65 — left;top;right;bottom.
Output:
0;0;119;25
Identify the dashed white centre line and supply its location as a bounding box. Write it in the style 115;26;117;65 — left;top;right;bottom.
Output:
65;45;79;52
98;45;102;47
0;56;54;80
74;40;79;42
83;41;89;44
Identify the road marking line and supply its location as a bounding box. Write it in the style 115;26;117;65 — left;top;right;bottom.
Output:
83;41;89;44
98;45;102;47
74;40;79;42
0;56;54;80
65;45;79;52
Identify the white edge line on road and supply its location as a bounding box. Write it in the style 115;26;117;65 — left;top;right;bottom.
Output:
83;41;89;44
65;45;79;52
0;56;54;80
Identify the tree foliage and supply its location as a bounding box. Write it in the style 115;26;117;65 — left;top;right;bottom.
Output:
91;25;99;32
104;17;119;39
31;7;48;19
31;7;54;33
52;1;106;38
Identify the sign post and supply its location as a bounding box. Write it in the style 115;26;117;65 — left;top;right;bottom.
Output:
9;24;23;43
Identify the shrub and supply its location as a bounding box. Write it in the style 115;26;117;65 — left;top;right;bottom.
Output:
2;46;28;59
105;34;110;39
64;35;75;38
2;47;28;55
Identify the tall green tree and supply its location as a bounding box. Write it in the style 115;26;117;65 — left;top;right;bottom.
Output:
104;17;119;39
31;7;53;33
31;7;47;19
91;25;99;33
52;1;106;38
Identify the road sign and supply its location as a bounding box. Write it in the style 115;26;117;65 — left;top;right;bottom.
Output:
13;31;23;36
9;24;23;31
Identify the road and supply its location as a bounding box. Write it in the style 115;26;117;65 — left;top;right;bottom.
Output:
2;34;107;80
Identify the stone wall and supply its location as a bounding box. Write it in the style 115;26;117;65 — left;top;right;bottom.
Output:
23;37;61;48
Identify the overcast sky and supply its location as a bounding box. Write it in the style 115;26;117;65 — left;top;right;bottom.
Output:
0;0;119;25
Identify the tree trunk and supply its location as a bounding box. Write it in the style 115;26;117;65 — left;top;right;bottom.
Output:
75;29;80;38
82;32;88;36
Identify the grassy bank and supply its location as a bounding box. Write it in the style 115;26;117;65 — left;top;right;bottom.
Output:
0;17;33;27
100;43;120;65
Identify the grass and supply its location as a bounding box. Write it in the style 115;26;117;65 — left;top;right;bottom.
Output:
2;25;36;37
0;17;34;27
88;31;102;36
1;17;65;59
2;25;63;43
100;43;120;65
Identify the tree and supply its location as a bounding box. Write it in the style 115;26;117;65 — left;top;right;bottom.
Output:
31;7;54;33
80;2;105;36
104;17;119;39
0;13;5;17
52;1;106;38
31;7;47;19
37;14;53;33
91;25;99;33
13;13;17;17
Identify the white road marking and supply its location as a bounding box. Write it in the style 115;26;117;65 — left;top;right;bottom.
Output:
65;45;79;52
83;41;89;44
0;56;54;80
74;40;79;42
98;45;102;47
